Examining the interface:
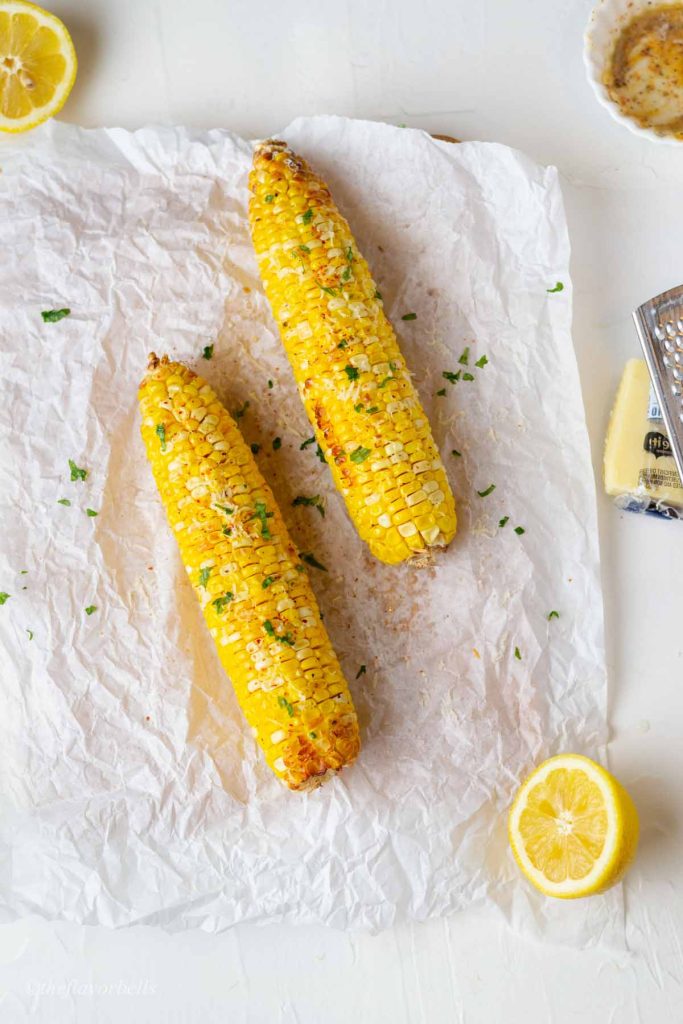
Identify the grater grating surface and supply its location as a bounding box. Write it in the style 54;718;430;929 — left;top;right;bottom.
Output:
633;284;683;484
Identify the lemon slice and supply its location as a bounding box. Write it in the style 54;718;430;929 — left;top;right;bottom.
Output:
0;0;76;133
508;754;639;898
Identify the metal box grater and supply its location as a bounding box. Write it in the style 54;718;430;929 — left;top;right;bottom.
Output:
633;284;683;484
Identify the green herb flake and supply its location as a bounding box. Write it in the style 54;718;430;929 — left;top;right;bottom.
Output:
374;289;383;301
547;281;564;293
548;610;560;621
350;446;371;464
443;370;461;384
252;499;273;539
250;443;261;455
41;308;71;323
337;340;348;350
86;508;98;517
354;403;364;413
302;208;313;224
345;246;354;263
341;265;352;283
436;388;447;397
57;498;71;506
300;436;316;450
215;504;233;515
26;629;33;640
320;285;338;297
498;516;509;528
264;620;294;646
315;444;326;464
451;449;461;458
401;312;417;321
19;570;28;575
278;695;295;716
268;379;274;389
212;594;233;613
355;664;367;679
367;406;379;414
344;365;360;382
198;567;212;588
264;194;275;203
272;436;282;451
0;593;10;605
475;354;488;369
514;646;521;660
378;375;394;389
262;576;275;589
222;526;232;536
308;731;317;739
298;244;310;254
462;372;475;381
292;494;325;518
69;459;88;481
85;605;97;616
202;343;214;360
477;484;496;498
458;346;470;366
300;551;327;572
514;526;526;536
233;401;250;420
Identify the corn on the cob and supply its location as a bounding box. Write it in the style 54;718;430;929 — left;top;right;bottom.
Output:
248;140;457;565
139;354;360;791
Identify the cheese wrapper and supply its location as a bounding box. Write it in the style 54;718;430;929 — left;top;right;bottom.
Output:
604;359;683;516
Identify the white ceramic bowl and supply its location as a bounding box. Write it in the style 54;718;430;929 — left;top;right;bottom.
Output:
583;0;683;145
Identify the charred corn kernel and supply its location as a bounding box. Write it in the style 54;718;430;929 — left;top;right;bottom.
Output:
139;354;360;791
248;140;457;565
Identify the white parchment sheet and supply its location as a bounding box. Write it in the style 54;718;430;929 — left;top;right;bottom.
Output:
0;116;616;941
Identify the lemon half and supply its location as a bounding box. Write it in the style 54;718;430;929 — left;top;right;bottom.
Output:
508;754;639;899
0;0;76;133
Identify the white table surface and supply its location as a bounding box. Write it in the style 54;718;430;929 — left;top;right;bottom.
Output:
2;0;683;1020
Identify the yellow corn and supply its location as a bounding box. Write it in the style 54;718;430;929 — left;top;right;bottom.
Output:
139;354;360;790
248;140;457;565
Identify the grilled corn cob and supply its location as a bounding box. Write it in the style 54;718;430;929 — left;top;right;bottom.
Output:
248;140;457;565
139;354;360;790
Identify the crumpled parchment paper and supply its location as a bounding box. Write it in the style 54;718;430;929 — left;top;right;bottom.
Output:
0;116;616;939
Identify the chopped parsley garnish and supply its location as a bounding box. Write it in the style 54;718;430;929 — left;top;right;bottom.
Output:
268;379;274;389
355;664;367;679
374;290;383;300
233;401;250;420
262;576;275;589
451;449;461;457
86;508;98;517
443;370;460;383
401;312;417;321
367;405;379;414
278;695;295;716
198;567;212;588
345;246;354;262
308;731;317;739
302;208;313;224
498;516;509;528
264;194;275;203
475;354;488;368
155;424;167;452
436;388;447;397
215;503;233;515
350;446;371;464
0;593;9;605
69;459;88;481
299;551;327;572
212;594;233;613
354;403;364;413
548;610;560;621
315;445;326;464
514;646;521;660
341;265;352;283
252;499;273;539
41;308;70;323
250;443;261;455
462;372;474;381
320;285;338;297
477;484;496;498
458;346;470;366
292;494;325;518
202;343;214;360
337;340;348;349
298;244;311;254
514;526;526;535
222;526;232;536
272;436;282;451
57;498;71;506
85;605;97;615
378;375;394;388
26;629;33;640
19;570;27;575
264;620;294;646
547;281;564;293
344;365;360;381
300;436;316;450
